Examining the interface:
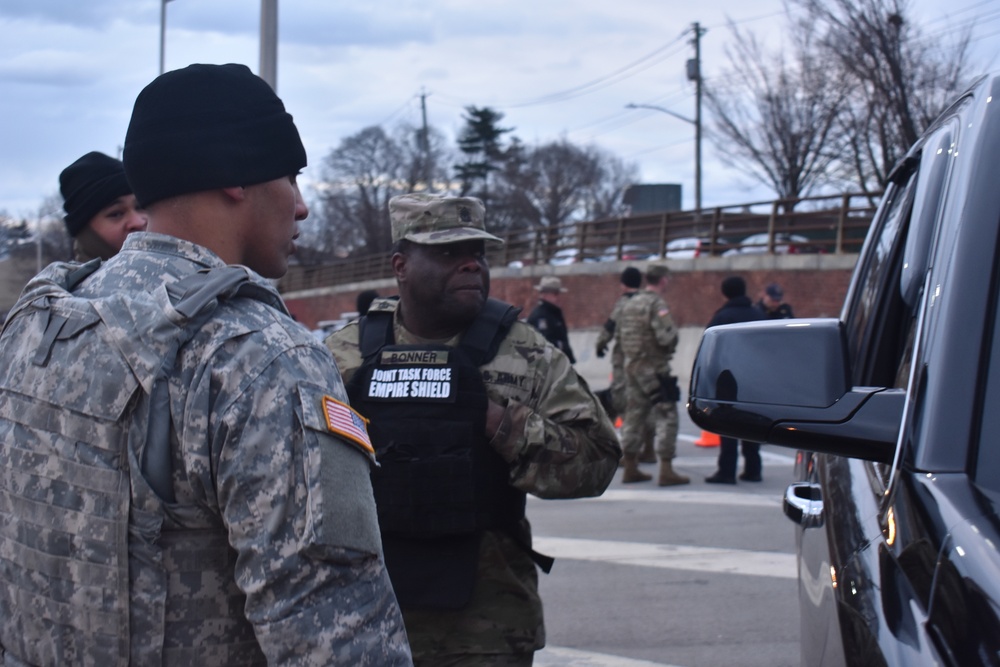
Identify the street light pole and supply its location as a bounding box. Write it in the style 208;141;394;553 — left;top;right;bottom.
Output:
159;0;176;76
259;0;278;90
159;0;167;75
625;102;701;212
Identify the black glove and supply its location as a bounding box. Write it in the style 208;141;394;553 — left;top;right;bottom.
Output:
596;344;607;358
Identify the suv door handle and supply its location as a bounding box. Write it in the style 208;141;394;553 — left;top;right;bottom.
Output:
784;482;824;528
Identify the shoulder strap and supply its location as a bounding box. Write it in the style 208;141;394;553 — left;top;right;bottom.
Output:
145;266;287;501
460;298;521;366
358;298;399;360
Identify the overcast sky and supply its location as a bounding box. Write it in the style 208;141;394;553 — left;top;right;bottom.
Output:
1;0;997;219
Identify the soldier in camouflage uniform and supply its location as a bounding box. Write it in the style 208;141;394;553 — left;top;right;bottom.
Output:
58;151;148;262
616;264;691;486
594;266;656;462
0;64;410;666
326;193;621;666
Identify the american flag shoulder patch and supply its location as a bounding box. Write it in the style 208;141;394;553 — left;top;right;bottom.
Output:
321;396;374;456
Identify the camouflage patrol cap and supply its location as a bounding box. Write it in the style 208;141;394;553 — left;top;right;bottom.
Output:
389;193;503;245
646;263;670;280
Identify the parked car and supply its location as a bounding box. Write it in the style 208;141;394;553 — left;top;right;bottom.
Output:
688;71;1000;665
661;236;729;259
722;232;820;255
594;244;652;262
548;247;586;265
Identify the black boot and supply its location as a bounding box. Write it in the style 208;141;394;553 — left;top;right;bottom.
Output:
705;472;736;484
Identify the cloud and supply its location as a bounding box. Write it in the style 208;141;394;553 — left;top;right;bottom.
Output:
0;0;990;218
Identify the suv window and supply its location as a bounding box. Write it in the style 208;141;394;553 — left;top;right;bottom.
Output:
845;123;957;390
844;167;917;388
843;121;957;487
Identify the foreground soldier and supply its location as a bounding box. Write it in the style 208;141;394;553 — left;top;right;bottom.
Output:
326;193;621;666
617;264;690;486
0;64;410;666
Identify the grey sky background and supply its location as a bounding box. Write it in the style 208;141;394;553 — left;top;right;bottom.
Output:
2;0;997;219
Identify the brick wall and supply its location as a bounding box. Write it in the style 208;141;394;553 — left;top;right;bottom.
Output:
284;254;857;331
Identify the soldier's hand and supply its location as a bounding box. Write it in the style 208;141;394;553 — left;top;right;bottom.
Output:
485;398;506;440
596;345;607;358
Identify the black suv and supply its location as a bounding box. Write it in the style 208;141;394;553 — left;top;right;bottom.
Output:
688;71;1000;666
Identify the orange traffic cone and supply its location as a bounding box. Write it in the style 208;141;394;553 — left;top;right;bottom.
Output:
695;430;720;447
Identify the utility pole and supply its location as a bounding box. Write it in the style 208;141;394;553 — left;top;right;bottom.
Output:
626;22;705;215
686;21;705;214
419;89;430;188
259;0;278;90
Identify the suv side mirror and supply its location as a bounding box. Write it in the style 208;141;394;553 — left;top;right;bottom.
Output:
688;319;902;463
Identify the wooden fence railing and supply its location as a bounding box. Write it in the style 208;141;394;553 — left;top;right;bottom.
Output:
278;191;880;294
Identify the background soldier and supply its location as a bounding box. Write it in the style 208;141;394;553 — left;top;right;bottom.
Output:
326;193;621;666
594;266;655;462
616;264;690;486
0;64;410;666
58;150;147;261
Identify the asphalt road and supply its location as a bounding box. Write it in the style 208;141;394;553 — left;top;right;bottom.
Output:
530;398;801;667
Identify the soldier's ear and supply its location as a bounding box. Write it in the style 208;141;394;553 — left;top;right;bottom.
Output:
391;251;407;282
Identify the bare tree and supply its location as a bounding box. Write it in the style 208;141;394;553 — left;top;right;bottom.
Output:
393;123;454;193
790;0;972;190
705;20;847;202
307;126;406;261
582;148;639;220
491;139;626;258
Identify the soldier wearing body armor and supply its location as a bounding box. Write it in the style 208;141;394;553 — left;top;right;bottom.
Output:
0;64;410;666
326;193;621;666
616;264;690;486
595;266;656;463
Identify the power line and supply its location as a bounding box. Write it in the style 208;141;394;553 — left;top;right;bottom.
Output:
506;35;689;108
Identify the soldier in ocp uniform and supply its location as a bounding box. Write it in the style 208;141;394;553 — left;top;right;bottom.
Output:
616;264;691;486
326;193;621;666
0;64;410;666
594;266;657;462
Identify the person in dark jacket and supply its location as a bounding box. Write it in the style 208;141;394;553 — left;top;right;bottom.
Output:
756;282;794;319
527;275;576;363
704;276;766;484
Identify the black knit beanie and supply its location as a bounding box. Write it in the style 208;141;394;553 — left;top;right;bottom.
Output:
620;267;642;289
721;276;746;298
59;152;132;237
123;63;307;208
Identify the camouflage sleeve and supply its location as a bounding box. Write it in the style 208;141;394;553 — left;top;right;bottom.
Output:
650;298;679;353
594;297;624;352
211;341;411;666
485;324;621;499
595;324;612;352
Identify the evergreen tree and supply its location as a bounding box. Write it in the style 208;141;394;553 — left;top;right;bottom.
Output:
455;106;514;207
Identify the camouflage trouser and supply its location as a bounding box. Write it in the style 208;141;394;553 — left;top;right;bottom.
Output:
619;374;678;459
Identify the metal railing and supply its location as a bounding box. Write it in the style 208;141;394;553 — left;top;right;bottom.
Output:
279;191;880;293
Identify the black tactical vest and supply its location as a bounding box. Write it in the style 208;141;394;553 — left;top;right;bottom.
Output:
346;298;524;609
